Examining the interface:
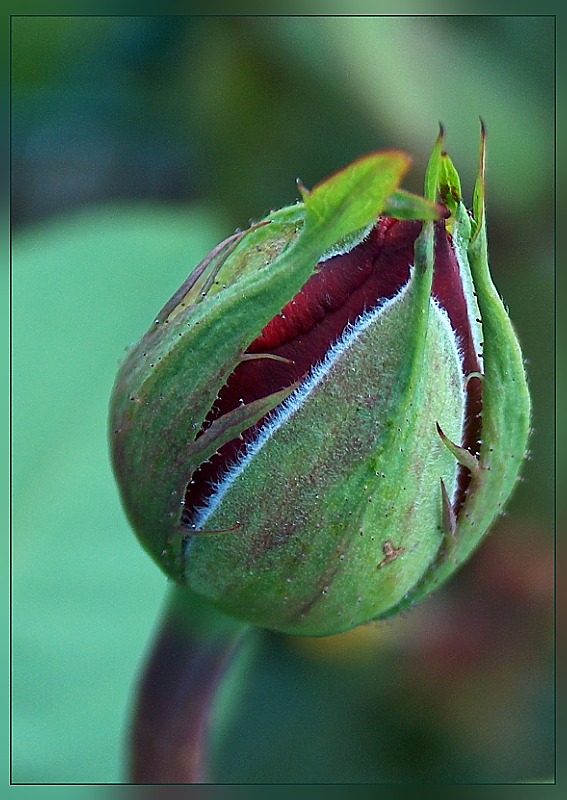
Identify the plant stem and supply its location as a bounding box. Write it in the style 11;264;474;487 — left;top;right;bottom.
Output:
129;586;254;783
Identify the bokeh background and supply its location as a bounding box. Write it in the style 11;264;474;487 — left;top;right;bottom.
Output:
11;15;554;785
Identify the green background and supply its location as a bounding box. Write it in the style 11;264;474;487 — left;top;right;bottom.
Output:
11;15;554;785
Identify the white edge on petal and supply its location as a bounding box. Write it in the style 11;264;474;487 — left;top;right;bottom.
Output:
190;277;413;532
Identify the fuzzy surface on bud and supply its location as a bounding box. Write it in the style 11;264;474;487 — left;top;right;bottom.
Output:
109;131;530;636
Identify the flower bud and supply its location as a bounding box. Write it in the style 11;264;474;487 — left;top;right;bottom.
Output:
110;129;530;636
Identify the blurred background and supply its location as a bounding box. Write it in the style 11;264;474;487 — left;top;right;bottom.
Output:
11;15;554;785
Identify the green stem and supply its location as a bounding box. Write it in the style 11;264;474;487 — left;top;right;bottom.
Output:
129;586;255;784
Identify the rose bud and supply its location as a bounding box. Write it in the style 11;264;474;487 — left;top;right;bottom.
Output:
110;128;530;637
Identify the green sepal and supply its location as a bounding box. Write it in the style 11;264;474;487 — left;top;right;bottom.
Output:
297;150;411;245
449;135;531;566
436;422;479;475
182;142;463;635
382;189;447;221
378;129;531;616
424;124;445;204
439;151;463;225
183;277;465;636
110;151;440;578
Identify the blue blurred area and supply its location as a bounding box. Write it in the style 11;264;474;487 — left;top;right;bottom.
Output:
12;17;196;225
11;15;555;785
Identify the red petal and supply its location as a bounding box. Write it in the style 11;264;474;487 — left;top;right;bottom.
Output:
183;219;413;516
183;219;482;519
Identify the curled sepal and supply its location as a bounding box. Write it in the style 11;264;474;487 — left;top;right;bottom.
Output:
436;422;479;476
